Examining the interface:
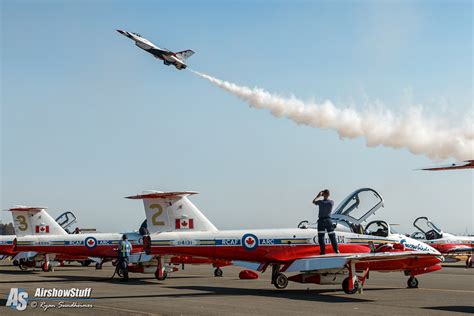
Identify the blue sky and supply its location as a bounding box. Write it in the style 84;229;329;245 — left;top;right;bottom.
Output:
1;0;472;234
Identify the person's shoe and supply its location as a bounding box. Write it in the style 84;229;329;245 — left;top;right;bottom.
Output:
320;252;326;255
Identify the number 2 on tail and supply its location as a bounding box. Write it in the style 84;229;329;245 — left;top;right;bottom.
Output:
150;204;165;226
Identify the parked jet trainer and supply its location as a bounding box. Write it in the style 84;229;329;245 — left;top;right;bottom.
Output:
128;188;444;294
411;216;474;268
116;29;194;70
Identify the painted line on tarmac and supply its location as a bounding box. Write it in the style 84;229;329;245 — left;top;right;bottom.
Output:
94;304;159;315
371;285;474;294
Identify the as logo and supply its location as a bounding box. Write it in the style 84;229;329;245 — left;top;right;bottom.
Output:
6;288;28;311
242;233;258;251
85;237;97;249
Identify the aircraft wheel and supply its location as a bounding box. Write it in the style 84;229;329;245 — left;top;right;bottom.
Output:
19;264;29;271
95;263;102;270
407;276;419;288
466;257;472;268
342;277;359;294
214;267;223;277
155;270;168;281
81;260;92;267
273;273;288;289
13;259;19;266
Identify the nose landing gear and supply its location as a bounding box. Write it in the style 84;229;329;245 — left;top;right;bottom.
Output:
407;276;419;288
214;267;223;277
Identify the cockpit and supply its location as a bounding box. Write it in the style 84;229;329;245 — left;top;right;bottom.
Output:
54;211;78;234
298;188;386;235
131;32;142;38
412;217;443;240
365;220;390;237
333;188;384;222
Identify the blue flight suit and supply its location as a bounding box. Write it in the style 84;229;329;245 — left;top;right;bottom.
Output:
314;199;339;255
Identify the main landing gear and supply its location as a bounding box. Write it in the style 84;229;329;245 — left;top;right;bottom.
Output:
214;267;223;277
466;256;472;268
42;255;53;272
342;277;360;294
271;264;288;289
42;261;53;272
155;257;167;281
342;262;369;294
407;276;419;288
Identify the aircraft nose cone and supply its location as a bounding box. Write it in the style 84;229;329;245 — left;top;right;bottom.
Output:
116;29;125;35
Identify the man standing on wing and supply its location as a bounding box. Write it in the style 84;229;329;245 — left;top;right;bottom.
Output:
313;189;339;255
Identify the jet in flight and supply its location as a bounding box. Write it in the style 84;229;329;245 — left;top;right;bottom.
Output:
116;29;194;70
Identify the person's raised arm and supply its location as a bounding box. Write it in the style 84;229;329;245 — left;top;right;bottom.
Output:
312;191;323;204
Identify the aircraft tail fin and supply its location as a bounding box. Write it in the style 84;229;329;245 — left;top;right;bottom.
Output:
126;191;217;234
175;50;195;61
10;206;68;237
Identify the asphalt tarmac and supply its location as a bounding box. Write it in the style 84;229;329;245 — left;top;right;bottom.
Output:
0;261;473;315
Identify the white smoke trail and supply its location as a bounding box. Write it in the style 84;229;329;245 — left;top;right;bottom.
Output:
191;70;473;161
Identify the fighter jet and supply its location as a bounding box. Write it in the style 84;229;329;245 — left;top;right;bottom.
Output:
116;29;194;70
419;159;474;171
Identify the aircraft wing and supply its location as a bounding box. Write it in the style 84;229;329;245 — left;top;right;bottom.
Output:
419;160;474;171
128;252;155;264
12;251;38;261
231;251;439;273
148;47;173;56
435;244;474;254
283;251;439;273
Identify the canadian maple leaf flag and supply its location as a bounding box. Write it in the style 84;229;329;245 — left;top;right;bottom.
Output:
175;218;194;229
35;225;49;233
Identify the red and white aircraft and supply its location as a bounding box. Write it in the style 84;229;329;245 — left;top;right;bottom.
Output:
11;206;146;272
127;188;443;294
0;235;16;258
10;206;230;278
1;211;93;270
419;160;474;171
411;217;473;268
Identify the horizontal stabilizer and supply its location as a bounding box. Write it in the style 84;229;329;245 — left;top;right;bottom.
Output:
125;191;198;200
175;49;195;61
9;206;47;212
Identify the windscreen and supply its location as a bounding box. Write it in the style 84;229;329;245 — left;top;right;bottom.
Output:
336;189;383;221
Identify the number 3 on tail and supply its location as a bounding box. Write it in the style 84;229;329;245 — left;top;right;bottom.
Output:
16;215;28;231
150;204;165;226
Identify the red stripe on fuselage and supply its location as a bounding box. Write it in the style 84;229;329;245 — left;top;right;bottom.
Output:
150;244;369;263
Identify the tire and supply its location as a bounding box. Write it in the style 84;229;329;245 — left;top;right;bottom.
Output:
466;257;472;268
214;268;223;277
342;277;359;294
155;270;168;281
19;264;29;271
81;260;92;267
274;273;288;289
407;276;419;288
95;263;102;270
